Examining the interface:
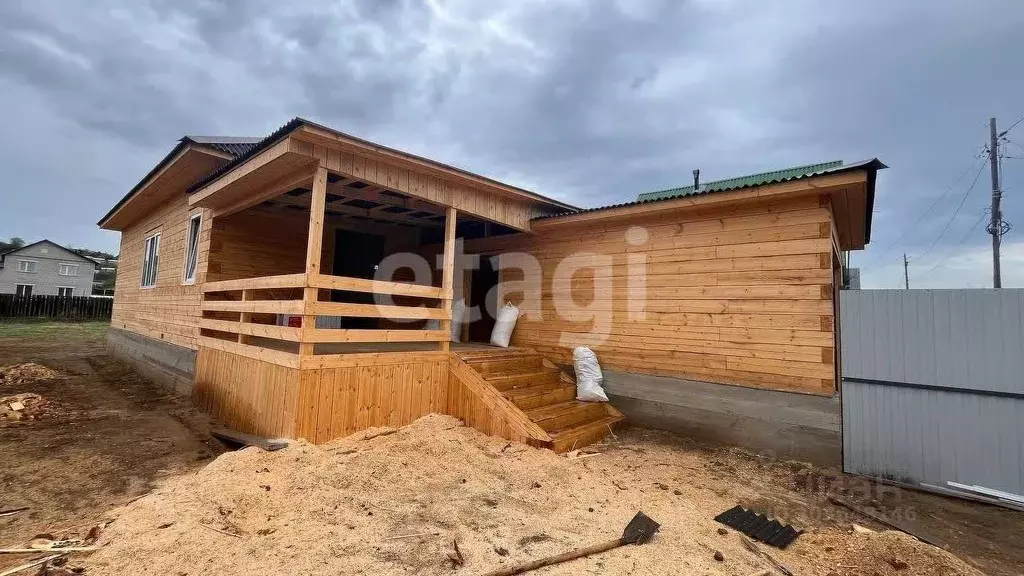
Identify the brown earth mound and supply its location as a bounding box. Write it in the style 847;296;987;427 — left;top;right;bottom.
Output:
79;415;983;576
0;363;65;386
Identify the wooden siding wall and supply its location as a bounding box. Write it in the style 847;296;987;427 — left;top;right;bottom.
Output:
194;347;301;437
207;206;310;282
499;196;838;395
111;194;210;349
195;347;450;442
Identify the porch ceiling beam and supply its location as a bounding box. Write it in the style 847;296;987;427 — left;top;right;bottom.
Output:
326;182;445;215
269;192;444;228
209;164;317;218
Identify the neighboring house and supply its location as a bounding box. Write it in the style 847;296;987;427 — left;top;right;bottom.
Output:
97;117;884;461
0;240;97;297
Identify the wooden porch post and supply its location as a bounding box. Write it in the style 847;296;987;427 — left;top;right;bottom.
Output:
439;206;457;352
301;162;329;356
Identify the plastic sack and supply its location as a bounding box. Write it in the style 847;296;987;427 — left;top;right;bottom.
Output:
489;302;520;348
573;346;608;402
450;299;466;342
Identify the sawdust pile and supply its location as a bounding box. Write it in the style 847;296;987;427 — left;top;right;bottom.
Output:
81;415;984;576
0;363;65;386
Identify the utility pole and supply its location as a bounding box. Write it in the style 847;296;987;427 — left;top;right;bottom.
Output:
988;117;1003;288
903;253;910;289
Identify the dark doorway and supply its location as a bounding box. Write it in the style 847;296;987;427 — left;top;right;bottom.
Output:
468;256;499;343
332;229;386;329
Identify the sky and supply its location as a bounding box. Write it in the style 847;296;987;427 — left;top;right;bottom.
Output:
1;0;1022;289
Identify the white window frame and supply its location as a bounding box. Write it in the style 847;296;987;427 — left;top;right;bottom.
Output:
141;232;161;288
15;284;33;297
17;259;38;273
58;263;80;276
56;286;75;297
182;212;202;285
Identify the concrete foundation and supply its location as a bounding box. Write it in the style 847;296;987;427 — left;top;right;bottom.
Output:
106;328;196;396
604;370;841;466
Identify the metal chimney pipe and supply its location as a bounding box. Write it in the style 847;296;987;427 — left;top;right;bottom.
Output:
692;169;700;191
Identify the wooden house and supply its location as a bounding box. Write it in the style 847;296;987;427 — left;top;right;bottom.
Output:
99;118;884;456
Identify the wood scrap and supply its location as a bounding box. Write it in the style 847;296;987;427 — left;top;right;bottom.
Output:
0;547;98;554
827;495;943;548
740;536;794;576
197;523;242;538
0;553;65;576
362;428;398;441
383;531;441;541
211;428;287;451
0;507;28;518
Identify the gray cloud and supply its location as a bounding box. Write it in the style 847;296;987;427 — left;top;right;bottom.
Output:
0;0;1022;288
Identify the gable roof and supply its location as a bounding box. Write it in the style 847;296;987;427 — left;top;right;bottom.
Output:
0;239;96;265
184;117;579;211
97;136;259;227
636;160;846;202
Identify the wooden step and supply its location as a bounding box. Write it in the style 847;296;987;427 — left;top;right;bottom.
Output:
525;400;607;432
503;382;576;410
485;369;560;391
549;414;626;453
472;355;544;376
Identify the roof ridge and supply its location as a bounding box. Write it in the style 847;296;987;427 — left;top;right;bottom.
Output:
637;160;845;201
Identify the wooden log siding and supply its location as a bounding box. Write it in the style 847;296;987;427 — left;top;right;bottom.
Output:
111;193;210;349
495;195;839;395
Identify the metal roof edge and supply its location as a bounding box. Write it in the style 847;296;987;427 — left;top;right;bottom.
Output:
0;239;97;265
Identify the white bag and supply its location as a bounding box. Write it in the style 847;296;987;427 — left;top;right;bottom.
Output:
489;302;520;348
573;347;608;402
450;299;466;342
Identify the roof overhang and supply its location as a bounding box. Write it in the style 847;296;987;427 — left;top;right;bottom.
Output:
186;118;579;214
532;160;886;250
98;142;235;230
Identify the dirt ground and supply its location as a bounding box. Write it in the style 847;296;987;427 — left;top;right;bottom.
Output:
1;323;1021;575
0;323;223;572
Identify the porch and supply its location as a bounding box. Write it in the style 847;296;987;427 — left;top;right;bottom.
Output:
185;123;620;450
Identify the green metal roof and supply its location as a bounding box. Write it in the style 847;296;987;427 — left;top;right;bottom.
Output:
636;160;845;202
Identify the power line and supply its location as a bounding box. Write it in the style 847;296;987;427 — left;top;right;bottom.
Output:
999;114;1024;136
919;209;989;277
913;161;987;262
860;154;985;270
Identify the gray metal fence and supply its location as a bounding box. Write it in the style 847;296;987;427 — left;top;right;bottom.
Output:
840;289;1024;498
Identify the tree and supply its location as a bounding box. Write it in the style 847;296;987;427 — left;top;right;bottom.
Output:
9;237;24;248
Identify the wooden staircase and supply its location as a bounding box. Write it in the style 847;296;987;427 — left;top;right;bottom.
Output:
455;347;625;452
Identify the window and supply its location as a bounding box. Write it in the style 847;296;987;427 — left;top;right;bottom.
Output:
141;232;161;288
15;284;32;297
57;287;74;297
58;263;79;276
183;213;202;284
17;260;37;273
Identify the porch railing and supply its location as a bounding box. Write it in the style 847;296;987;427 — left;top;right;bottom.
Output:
198;272;452;368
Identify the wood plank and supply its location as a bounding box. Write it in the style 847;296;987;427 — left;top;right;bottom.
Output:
300;350;449;369
439;207;457;352
309;301;448;320
309;273;442;298
201;299;304;314
200;318;302;341
202;273;307;293
198;336;301;368
305;164;329;276
306;328;449;343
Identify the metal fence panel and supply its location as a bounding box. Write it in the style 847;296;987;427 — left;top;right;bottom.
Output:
840;289;1024;496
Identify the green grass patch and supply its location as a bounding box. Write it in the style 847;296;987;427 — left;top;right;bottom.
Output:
0;321;109;340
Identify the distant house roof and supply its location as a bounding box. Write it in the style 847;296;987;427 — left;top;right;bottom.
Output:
0;239;96;266
636;160;847;202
